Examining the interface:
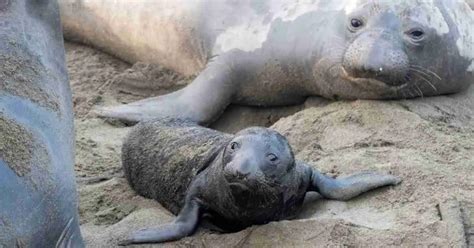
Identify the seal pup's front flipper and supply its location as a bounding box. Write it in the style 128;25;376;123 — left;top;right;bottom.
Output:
95;53;240;125
302;163;401;201
119;198;201;245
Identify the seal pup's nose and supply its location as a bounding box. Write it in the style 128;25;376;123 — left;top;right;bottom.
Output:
229;152;261;180
232;159;254;179
234;169;250;180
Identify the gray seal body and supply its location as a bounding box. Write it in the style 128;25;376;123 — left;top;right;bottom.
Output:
121;118;401;245
59;0;474;125
467;0;474;9
0;0;84;246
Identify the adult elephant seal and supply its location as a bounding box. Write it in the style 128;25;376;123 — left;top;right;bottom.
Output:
120;118;401;245
0;0;84;247
59;0;474;125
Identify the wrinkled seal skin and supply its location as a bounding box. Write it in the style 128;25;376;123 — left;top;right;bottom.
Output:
121;118;401;245
59;0;474;125
0;0;84;247
467;0;474;9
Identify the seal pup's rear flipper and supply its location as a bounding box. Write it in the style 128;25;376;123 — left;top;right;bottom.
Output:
302;163;401;200
119;199;201;245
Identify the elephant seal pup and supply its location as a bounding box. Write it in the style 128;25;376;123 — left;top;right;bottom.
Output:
120;118;401;245
0;0;84;246
59;0;474;125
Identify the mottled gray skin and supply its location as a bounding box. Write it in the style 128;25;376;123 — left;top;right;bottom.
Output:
93;0;474;125
0;0;84;247
467;0;474;9
121;118;401;245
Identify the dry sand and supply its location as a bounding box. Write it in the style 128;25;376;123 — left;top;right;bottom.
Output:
66;42;473;247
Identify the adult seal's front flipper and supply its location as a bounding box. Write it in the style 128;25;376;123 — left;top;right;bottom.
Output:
94;52;240;125
0;0;84;247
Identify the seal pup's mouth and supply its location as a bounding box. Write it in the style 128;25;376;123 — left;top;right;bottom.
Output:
224;172;250;190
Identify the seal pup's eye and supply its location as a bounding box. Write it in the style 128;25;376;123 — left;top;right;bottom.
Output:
267;153;279;163
350;18;364;30
230;142;240;150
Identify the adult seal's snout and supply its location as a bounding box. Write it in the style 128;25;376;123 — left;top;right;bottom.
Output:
343;30;409;86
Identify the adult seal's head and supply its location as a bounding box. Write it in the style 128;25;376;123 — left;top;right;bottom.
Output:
318;0;474;99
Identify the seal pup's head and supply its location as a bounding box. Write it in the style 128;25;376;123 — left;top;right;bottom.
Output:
204;127;303;227
221;127;295;192
320;0;474;99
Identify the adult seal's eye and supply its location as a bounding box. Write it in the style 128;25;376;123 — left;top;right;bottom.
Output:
267;153;279;163
350;18;364;30
230;142;240;150
408;29;425;41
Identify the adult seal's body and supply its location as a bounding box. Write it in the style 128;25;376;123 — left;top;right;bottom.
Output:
0;0;84;246
59;0;474;125
467;0;474;9
120;118;401;245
